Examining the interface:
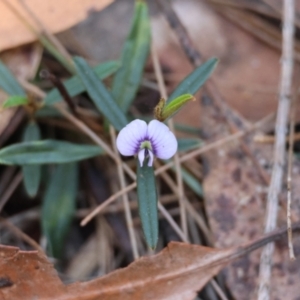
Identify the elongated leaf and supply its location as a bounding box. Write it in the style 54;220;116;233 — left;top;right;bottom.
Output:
44;60;120;105
2;95;28;108
42;163;78;258
0;140;103;165
155;94;194;121
0;60;25;96
180;167;203;197
112;1;150;112
22;122;42;197
168;58;218;102
73;56;127;131
137;160;158;249
177;138;202;152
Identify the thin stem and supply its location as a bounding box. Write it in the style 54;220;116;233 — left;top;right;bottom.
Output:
151;42;188;238
258;0;295;299
110;126;139;260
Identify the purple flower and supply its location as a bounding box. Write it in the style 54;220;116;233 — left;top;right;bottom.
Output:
116;119;178;167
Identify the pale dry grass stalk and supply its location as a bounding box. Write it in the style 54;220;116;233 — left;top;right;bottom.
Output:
286;89;298;260
109;126;139;259
0;218;44;254
151;42;188;238
258;0;295;299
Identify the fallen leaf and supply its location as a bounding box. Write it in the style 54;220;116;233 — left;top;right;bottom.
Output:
0;0;113;51
0;225;298;300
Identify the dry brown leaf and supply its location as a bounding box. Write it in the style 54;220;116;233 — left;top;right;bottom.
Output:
0;227;298;300
0;0;113;51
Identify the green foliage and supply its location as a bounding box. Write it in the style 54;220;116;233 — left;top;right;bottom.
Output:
2;96;28;109
154;94;194;121
168;58;218;102
180;168;203;197
42;163;78;258
137;160;158;250
177;138;202;152
73;56;128;131
112;1;150;112
0;60;25;96
0;140;103;165
44;60;120;105
22;122;42;197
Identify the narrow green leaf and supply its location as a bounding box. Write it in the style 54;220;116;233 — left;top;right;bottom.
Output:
44;61;120;105
0;140;103;165
42;163;78;258
0;60;25;96
22;122;42;197
180;167;203;197
2;96;28;109
168;58;218;102
137;160;158;249
39;35;76;74
175;123;201;136
177;138;202;152
73;56;128;131
112;1;151;112
155;94;194;121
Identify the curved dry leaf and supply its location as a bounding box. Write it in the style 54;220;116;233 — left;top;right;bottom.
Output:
0;0;113;51
0;226;297;300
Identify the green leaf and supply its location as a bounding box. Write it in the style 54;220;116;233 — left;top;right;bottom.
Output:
42;163;78;258
39;35;76;74
137;159;158;250
180;167;203;197
168;58;218;102
73;56;128;131
155;94;195;121
177;138;202;152
112;1;150;112
0;60;25;96
44;60;120;105
22;122;42;197
2;96;28;109
0;140;103;165
175;123;201;136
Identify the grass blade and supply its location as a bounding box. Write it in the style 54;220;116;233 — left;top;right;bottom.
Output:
177;138;202;152
74;56;127;131
0;60;25;96
112;1;150;112
168;58;218;102
137;160;158;249
2;96;28;109
44;61;120;105
42;163;78;258
22;122;41;197
0;140;103;165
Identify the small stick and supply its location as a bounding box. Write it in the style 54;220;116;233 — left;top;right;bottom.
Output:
286;89;298;260
40;70;78;116
258;0;295;299
110;126;139;260
0;172;23;212
151;43;188;238
0;218;44;254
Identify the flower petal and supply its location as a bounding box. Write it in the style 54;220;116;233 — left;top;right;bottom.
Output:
147;150;154;167
147;120;177;159
116;119;147;156
138;149;146;167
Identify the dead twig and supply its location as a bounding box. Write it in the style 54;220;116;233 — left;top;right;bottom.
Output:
258;1;295;299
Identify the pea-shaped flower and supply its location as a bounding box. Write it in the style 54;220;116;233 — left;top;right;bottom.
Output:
116;119;177;167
